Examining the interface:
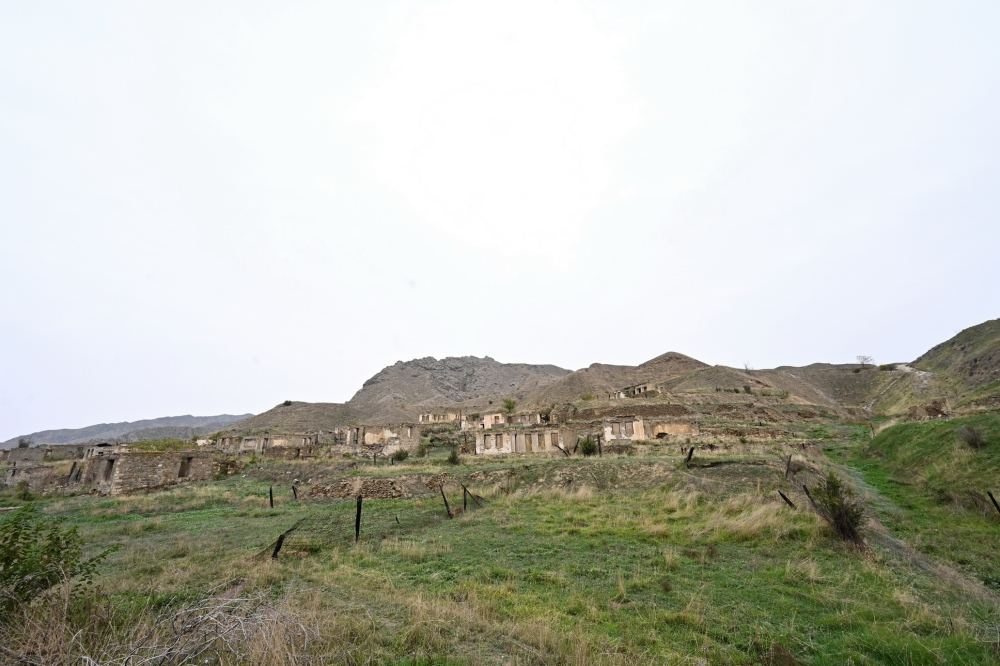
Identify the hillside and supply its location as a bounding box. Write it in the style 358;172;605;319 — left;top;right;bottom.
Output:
1;414;252;449
345;356;571;420
912;318;1000;410
221;402;357;435
184;318;1000;437
520;352;708;406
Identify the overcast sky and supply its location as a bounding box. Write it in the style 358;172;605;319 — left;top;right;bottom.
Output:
2;1;999;439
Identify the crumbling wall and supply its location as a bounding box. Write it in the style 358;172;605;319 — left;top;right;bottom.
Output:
475;428;565;455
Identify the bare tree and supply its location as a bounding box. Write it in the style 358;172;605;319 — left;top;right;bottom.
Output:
856;355;874;368
744;362;754;375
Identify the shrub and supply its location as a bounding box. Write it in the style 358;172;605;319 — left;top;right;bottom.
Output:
579;436;598;456
390;449;409;463
502;398;517;416
13;481;32;502
415;443;427;458
281;400;293;407
580;393;596;401
811;473;865;542
0;506;113;615
446;448;460;465
957;425;987;449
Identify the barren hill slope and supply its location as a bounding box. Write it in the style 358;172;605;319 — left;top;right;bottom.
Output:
345;356;571;421
225;402;358;435
520;352;708;406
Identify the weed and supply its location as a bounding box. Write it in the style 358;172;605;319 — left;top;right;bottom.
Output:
957;425;987;449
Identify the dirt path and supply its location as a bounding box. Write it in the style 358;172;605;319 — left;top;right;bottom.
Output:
828;454;1000;608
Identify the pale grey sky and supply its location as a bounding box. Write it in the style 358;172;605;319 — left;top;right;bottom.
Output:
2;1;998;439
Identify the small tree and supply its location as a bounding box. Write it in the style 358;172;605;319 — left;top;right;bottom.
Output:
812;473;865;543
856;355;874;368
16;437;31;449
390;449;409;463
0;506;113;614
446;448;460;465
579;436;598;456
502;398;517;417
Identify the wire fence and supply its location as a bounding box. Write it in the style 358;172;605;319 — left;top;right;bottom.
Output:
267;485;486;558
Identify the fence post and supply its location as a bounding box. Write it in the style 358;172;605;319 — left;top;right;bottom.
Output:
988;490;1000;516
802;484;817;509
598;436;602;457
463;486;468;511
778;491;796;509
440;485;453;519
784;454;792;479
269;485;274;508
271;532;287;558
291;485;298;501
685;447;694;466
355;495;363;542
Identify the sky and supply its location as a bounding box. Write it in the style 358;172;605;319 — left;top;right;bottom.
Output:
2;1;999;440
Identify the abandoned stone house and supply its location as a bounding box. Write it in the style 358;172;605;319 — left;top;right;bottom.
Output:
475;427;566;455
417;410;462;423
215;433;319;456
478;411;546;429
4;447;216;496
602;417;699;442
341;424;422;455
603;417;647;442
609;383;656;400
76;449;215;495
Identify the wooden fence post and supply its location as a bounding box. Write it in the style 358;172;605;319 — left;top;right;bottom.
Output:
463;486;468;511
355;495;363;543
802;484;817;509
269;485;274;509
440;485;453;519
461;483;484;507
291;485;298;501
597;436;602;457
784;454;792;479
987;490;1000;516
685;447;695;466
269;518;304;559
778;491;796;509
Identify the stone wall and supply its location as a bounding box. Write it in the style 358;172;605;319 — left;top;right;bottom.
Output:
82;451;215;495
475;427;568;455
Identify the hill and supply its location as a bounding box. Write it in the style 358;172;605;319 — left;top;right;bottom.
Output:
345;356;571;421
520;352;708;405
1;414;252;449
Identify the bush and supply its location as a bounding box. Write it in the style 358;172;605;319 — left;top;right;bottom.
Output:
281;400;293;407
579;436;598;456
811;473;865;542
415;443;427;458
0;506;113;615
446;448;460;465
390;449;409;463
13;481;32;501
957;425;987;449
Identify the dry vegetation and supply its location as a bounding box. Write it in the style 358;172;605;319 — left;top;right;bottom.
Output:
2;422;999;664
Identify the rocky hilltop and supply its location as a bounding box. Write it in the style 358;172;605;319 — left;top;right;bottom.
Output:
345;356;571;422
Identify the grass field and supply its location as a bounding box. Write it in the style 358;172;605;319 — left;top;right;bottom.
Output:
2;427;999;664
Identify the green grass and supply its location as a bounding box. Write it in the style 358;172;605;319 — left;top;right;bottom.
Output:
6;446;998;664
834;412;1000;590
